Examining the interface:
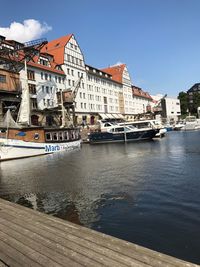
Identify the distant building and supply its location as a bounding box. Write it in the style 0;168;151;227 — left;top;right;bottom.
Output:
132;85;153;116
161;97;181;123
187;83;200;113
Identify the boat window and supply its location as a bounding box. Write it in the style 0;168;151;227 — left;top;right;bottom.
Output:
104;123;112;127
72;131;76;139
115;127;124;132
59;132;63;141
52;132;58;141
64;131;69;140
34;133;40;140
45;132;52;141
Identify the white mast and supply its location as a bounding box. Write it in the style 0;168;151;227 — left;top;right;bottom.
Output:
60;89;66;128
17;58;31;126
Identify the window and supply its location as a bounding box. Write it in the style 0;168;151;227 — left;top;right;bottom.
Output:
31;98;38;109
64;131;69;140
0;74;6;83
58;77;61;84
27;70;35;80
43;99;46;106
28;84;36;94
45;73;48;80
55;76;58;83
47;99;50;106
71;70;74;76
42;86;45;93
46;86;49;93
52;132;58;141
49;74;51;81
84;103;86;109
45;132;51;141
67;68;70;75
68;79;71;86
41;72;43;80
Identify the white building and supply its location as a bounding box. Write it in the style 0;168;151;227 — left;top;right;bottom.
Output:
132;85;153;116
85;65;123;121
19;34;156;125
161;97;181;122
20;53;66;125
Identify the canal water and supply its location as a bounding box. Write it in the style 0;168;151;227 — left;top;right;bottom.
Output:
0;131;200;264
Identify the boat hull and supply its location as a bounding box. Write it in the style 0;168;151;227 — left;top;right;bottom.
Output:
0;138;81;161
89;129;158;144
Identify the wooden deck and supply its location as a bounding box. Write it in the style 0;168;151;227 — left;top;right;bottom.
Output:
0;198;198;267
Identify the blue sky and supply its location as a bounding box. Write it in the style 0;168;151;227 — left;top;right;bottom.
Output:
1;0;200;97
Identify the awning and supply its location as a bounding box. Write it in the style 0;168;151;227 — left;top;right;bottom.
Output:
99;113;109;119
99;113;117;119
106;113;114;119
118;114;125;119
111;114;121;119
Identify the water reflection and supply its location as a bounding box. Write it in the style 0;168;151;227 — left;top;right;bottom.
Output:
0;132;200;264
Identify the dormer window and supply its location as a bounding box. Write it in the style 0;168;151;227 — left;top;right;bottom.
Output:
39;57;49;66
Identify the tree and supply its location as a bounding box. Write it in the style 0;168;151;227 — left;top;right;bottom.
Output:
192;92;200;114
178;91;188;115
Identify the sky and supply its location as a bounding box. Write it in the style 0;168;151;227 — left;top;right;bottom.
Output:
1;0;200;97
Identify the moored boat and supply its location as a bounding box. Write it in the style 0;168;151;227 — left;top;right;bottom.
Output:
88;125;159;144
0;126;81;161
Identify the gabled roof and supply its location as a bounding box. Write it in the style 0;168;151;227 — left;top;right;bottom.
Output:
41;34;73;64
187;83;200;93
101;64;126;83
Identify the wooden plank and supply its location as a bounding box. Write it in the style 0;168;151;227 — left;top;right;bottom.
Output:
0;214;115;267
0;203;160;267
0;211;145;267
0;200;191;267
0;239;41;267
0;198;199;267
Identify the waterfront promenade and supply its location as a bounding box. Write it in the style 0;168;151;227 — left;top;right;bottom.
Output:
0;198;198;267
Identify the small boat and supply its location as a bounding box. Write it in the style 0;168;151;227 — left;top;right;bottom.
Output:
182;116;200;131
173;122;184;131
88;125;159;144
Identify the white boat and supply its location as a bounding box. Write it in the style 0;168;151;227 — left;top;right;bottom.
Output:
0;126;81;161
118;120;167;138
182;116;200;131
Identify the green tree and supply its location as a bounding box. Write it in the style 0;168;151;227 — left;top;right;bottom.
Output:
178;91;188;115
192;92;200;114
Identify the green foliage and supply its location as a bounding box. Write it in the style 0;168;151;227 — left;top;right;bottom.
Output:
178;91;188;115
193;92;200;111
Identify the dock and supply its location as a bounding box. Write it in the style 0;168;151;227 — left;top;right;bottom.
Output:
0;198;198;267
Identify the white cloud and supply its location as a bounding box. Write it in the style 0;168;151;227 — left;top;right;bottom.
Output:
0;19;52;43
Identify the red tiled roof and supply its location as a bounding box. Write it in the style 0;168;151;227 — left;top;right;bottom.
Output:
28;61;65;75
28;54;65;75
101;64;126;83
41;34;73;64
132;85;152;100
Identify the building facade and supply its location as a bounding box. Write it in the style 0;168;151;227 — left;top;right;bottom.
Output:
132;85;153;116
1;33;158;126
161;97;181;123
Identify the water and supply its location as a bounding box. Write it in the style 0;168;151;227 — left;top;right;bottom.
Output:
0;131;200;264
